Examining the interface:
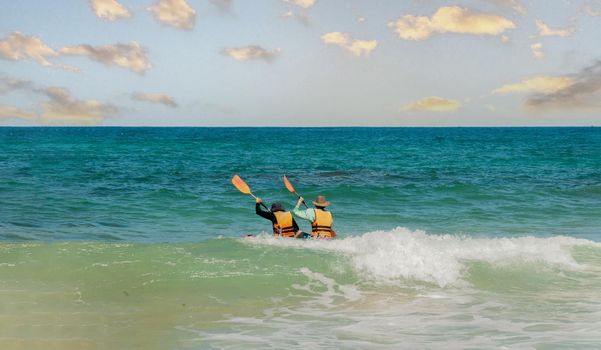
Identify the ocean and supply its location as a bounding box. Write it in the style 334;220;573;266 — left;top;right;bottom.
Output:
1;127;600;349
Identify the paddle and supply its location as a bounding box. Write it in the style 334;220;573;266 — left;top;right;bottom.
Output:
283;175;309;208
231;175;269;210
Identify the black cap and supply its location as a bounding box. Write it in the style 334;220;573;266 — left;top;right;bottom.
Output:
270;202;285;212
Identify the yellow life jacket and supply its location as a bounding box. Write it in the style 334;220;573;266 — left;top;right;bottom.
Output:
273;211;295;237
311;209;333;238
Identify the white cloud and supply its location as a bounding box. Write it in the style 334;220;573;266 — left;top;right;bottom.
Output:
222;46;280;62
493;62;601;112
321;32;378;56
148;0;196;30
0;77;34;94
493;76;574;94
0;105;36;120
0;32;58;67
0;32;147;73
89;0;131;21
40;87;118;125
0;78;117;125
400;96;461;112
132;93;178;107
282;0;317;9
388;6;515;41
281;11;310;26
583;0;601;16
524;61;601;111
60;42;151;74
536;19;574;37
530;42;544;59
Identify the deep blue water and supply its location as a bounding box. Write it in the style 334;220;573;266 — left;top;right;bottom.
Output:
1;127;600;242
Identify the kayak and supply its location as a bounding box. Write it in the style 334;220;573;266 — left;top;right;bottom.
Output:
242;234;331;239
242;234;310;239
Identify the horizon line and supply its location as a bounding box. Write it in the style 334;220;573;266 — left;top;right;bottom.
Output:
0;125;599;128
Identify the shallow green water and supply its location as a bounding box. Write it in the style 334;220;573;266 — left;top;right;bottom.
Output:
1;234;600;349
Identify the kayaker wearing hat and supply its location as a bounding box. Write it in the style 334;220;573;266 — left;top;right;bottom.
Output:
255;198;305;238
292;195;335;238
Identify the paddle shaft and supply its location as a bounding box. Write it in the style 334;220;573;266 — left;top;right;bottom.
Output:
283;175;309;209
293;191;309;208
249;193;270;211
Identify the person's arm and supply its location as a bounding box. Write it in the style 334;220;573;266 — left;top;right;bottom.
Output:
292;197;314;222
255;198;274;221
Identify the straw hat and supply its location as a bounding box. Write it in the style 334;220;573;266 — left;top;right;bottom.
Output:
313;195;330;207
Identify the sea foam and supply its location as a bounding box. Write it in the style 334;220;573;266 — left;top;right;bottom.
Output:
246;228;599;287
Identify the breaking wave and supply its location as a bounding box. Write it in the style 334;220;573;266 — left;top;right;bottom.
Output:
245;227;600;287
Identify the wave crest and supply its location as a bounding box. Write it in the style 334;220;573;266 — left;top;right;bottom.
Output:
245;228;599;287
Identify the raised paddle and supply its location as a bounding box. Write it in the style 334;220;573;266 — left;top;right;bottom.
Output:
283;175;309;208
231;175;269;210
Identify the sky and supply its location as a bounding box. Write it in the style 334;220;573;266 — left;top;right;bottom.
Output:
1;0;601;126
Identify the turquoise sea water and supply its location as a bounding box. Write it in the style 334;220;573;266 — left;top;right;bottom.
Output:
1;127;600;349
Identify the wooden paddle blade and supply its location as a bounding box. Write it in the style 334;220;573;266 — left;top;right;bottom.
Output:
231;175;251;194
283;175;296;193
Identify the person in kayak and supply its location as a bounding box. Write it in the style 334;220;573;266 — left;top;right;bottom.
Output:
255;198;306;238
292;195;336;238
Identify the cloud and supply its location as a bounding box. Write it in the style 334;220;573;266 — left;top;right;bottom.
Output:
530;42;544;59
493;76;574;94
0;32;58;67
321;32;378;56
536;19;574;37
221;46;280;62
59;42;151;74
209;0;232;12
0;77;35;94
500;35;510;43
356;16;366;23
0;32;144;73
0;78;117;125
480;0;526;15
400;96;461;112
0;105;36;120
132;93;178;107
388;6;515;41
583;0;601;16
40;87;118;125
89;0;131;21
0;77;46;96
281;11;310;26
282;0;317;9
148;0;196;30
524;61;601;111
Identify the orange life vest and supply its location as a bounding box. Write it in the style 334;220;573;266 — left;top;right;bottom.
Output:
273;211;296;237
311;209;334;238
